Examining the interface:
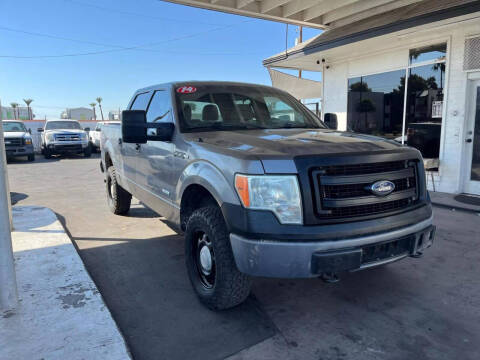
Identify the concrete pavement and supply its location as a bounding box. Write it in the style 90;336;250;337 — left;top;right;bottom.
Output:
0;206;130;360
7;155;480;360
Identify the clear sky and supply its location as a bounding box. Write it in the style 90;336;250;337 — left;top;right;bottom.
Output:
0;0;321;119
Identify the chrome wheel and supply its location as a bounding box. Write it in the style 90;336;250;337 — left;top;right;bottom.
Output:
195;232;216;289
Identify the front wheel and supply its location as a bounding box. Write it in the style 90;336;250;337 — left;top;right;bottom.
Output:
185;206;251;310
84;146;92;158
106;166;131;215
27;154;35;162
44;148;52;159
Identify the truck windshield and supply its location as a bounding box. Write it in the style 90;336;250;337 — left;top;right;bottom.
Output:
45;121;82;130
2;121;27;132
175;84;326;132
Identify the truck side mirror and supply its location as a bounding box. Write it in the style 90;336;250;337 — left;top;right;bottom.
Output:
324;113;338;130
122;110;147;144
37;128;44;132
28;129;32;134
84;127;90;132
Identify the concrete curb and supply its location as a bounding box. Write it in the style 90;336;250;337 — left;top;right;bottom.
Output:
0;206;131;360
431;201;480;214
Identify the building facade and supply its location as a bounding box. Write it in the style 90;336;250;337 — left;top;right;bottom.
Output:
1;106;33;120
60;107;94;121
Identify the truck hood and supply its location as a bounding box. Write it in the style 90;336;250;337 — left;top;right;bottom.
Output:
4;132;27;138
187;128;403;158
45;129;85;134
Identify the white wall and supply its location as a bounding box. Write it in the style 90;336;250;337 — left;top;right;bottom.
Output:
321;18;480;194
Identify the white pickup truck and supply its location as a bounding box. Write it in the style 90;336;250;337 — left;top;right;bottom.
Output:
89;121;120;153
39;119;91;158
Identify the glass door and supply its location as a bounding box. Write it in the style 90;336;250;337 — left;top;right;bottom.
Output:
464;79;480;195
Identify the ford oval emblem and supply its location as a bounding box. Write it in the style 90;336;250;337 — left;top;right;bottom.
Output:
367;180;395;196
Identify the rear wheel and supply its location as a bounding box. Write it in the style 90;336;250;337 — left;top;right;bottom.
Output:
106;166;131;215
185;206;251;310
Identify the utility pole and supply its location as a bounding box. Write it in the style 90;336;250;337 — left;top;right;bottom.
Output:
0;98;18;311
298;26;303;79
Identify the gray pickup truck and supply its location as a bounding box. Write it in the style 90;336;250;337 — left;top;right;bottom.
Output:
101;81;435;310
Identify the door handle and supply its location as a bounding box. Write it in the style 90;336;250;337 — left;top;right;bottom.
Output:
135;143;141;151
466;138;472;143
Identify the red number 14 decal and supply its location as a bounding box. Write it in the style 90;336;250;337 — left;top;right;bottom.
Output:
176;86;197;94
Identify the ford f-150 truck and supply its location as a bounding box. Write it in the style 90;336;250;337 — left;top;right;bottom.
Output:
2;120;35;161
39;119;91;158
101;82;435;310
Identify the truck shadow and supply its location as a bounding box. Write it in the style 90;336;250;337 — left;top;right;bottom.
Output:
55;212;276;360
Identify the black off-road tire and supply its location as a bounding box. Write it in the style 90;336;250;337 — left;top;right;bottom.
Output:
84;145;92;158
185;206;251;310
27;154;35;162
106;166;131;215
44;148;52;159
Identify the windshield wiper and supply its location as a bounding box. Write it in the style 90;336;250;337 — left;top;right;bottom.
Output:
189;123;249;131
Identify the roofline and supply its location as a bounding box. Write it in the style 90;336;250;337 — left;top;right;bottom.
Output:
263;0;480;66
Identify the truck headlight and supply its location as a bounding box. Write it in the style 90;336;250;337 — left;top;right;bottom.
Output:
46;133;55;142
80;133;87;140
234;174;302;224
24;137;32;145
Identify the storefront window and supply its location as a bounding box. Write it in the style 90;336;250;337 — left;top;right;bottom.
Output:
405;63;445;158
347;43;447;161
347;70;405;140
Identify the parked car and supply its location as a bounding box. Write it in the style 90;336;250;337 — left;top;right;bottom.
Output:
89;121;120;153
101;81;435;310
2;120;35;161
39;119;91;159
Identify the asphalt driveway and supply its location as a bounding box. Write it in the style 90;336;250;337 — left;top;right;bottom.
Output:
7;155;480;360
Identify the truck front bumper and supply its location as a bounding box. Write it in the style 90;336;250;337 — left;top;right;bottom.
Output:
230;217;435;278
5;145;34;157
47;142;87;153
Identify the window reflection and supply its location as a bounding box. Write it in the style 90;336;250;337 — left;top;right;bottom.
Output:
409;44;446;65
405;63;445;159
347;69;405;140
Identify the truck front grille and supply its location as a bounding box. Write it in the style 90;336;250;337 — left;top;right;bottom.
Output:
4;138;23;147
55;134;81;141
311;160;418;220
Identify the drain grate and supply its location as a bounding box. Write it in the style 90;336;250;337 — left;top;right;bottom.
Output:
454;194;480;206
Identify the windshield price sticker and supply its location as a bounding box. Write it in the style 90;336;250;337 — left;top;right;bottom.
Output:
177;86;197;94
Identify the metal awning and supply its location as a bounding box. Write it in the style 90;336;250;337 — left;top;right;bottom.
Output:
162;0;433;30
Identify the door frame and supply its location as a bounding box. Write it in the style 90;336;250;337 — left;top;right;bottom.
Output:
462;76;480;195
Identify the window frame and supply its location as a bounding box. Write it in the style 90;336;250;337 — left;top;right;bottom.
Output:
145;89;173;124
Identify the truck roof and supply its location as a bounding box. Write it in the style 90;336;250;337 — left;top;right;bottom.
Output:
135;81;275;94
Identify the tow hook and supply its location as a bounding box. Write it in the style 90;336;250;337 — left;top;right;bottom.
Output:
320;272;340;283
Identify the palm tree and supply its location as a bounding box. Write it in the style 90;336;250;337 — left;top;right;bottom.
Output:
23;98;33;120
10;102;19;120
89;102;97;120
96;97;104;121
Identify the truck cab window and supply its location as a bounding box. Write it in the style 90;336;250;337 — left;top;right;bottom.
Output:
130;92;151;111
146;90;172;123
